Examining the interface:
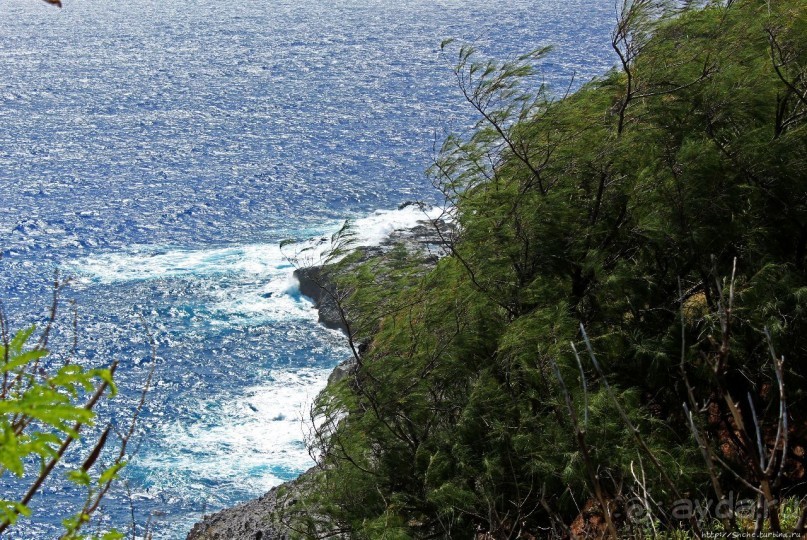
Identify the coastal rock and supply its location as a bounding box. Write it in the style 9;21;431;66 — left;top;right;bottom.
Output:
327;359;355;385
186;468;319;540
185;483;288;540
383;218;453;260
293;265;347;333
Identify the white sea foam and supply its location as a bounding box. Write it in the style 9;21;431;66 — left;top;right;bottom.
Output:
67;204;444;326
69;243;289;284
206;277;315;325
134;367;331;498
349;204;445;247
68;203;444;283
280;204;447;268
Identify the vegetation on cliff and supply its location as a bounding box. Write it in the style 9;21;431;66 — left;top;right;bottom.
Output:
281;0;807;537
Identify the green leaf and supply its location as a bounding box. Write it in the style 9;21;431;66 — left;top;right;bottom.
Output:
1;349;48;374
67;469;92;487
98;461;127;485
8;326;36;354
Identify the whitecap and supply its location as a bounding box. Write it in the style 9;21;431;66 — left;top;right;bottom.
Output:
132;367;331;495
67;243;288;284
67;203;446;283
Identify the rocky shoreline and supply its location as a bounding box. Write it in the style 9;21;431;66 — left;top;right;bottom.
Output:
186;212;451;540
185;479;296;540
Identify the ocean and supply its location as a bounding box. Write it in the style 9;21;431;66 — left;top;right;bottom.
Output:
0;0;614;537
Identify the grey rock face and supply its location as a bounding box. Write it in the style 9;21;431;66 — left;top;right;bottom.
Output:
186;484;288;540
293;265;347;333
327;360;355;386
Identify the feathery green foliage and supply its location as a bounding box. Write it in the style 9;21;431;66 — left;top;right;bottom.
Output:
291;0;807;537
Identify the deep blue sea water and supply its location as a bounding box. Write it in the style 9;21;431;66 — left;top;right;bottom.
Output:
0;0;614;537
